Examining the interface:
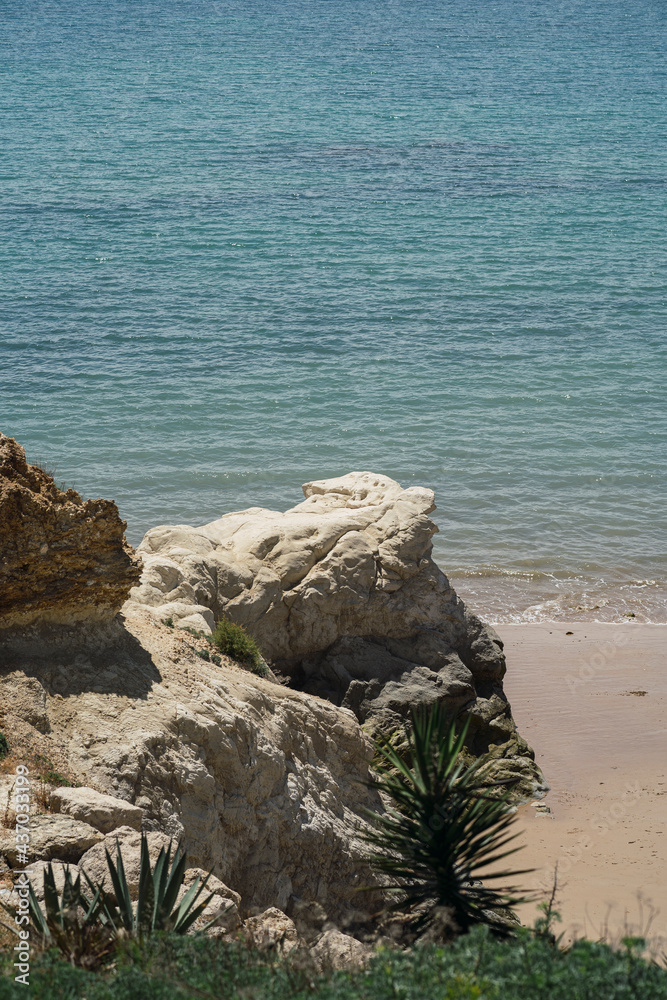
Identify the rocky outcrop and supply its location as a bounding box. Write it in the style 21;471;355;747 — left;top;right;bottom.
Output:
126;472;540;786
311;928;373;971
0;607;382;921
0;434;141;632
0;452;542;933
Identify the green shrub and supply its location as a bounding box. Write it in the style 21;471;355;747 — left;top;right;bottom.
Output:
0;733;8;760
2;925;667;999
361;703;530;937
211;618;267;676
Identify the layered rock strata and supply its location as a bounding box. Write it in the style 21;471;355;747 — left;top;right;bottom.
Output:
0;433;141;632
127;472;539;783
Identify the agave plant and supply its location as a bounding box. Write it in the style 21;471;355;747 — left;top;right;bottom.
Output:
362;702;532;936
2;834;217;968
101;834;214;936
16;864;114;969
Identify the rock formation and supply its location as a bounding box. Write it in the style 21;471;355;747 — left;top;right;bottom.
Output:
0;814;103;866
127;472;539;785
0;453;543;934
0;607;383;920
0;433;141;632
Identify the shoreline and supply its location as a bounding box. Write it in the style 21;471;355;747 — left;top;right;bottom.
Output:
499;622;667;951
450;572;667;626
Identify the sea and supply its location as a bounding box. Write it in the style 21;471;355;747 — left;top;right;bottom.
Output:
1;0;666;623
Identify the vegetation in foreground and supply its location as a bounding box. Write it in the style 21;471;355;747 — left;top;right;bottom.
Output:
1;924;666;999
362;704;529;937
12;836;214;969
3;703;664;997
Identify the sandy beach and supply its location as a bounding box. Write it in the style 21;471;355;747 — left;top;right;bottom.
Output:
499;622;667;953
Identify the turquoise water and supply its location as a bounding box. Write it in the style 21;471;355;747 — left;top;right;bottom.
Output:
1;1;666;622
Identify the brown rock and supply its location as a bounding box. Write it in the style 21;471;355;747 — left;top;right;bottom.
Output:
0;434;141;632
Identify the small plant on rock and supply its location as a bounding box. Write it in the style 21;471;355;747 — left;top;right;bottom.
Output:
30;752;76;789
0;732;8;760
211;618;267;676
362;703;532;938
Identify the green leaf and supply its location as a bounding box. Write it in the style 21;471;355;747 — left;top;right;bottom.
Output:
105;841;134;931
361;702;533;936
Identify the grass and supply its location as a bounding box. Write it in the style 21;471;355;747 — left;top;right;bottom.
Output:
1;752;78;829
29;753;78;790
0;924;666;999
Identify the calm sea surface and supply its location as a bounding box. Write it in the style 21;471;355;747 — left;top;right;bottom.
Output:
1;1;666;622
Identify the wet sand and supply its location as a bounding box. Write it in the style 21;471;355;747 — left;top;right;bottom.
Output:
499;622;667;952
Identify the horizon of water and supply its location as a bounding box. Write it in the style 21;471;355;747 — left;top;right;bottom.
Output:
1;0;666;624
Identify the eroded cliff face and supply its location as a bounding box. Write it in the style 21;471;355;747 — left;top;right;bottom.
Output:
0;454;543;925
0;607;382;919
126;472;541;788
0;434;141;632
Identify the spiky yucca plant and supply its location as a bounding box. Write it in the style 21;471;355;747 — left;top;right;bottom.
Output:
102;834;214;936
362;703;532;936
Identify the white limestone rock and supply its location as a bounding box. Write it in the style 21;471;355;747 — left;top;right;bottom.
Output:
49;785;143;834
141;601;215;632
0;814;103;866
127;473;452;663
124;472;540;793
